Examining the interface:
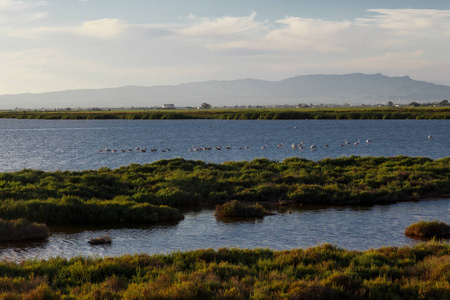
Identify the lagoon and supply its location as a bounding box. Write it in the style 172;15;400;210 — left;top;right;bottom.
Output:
0;118;448;261
0;119;448;172
1;198;449;261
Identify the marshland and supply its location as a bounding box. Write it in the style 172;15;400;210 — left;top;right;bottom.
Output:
0;115;448;298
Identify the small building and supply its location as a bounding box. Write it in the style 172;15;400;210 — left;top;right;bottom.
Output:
162;104;175;109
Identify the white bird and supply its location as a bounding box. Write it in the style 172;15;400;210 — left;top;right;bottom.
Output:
366;139;371;143
354;139;360;146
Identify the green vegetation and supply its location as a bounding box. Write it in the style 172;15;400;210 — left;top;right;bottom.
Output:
0;156;448;224
0;197;184;225
215;200;272;218
0;241;449;299
0;218;49;242
1;106;449;119
405;220;450;239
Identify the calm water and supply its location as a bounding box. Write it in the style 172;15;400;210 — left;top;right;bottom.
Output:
0;119;448;172
0;119;448;261
1;199;449;261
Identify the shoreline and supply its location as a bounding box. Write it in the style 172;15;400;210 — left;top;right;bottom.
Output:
0;107;449;120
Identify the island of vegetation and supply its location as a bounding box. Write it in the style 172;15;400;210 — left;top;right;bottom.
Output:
88;235;113;245
215;200;272;218
0;106;449;120
0;241;449;299
405;220;450;239
0;156;448;224
0;218;49;242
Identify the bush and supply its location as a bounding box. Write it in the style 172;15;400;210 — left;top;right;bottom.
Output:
405;220;450;239
0;218;49;242
215;200;272;218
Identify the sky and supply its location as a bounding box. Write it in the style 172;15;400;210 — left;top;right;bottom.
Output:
1;0;450;95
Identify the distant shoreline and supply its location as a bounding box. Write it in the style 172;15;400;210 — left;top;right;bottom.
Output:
0;107;449;120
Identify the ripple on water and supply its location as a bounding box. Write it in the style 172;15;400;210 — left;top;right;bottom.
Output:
0;198;449;261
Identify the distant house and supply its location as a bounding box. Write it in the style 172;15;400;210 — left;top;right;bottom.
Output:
162;104;175;109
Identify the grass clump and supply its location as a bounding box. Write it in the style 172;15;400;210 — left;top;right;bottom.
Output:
89;235;112;245
405;220;450;239
0;218;49;242
215;200;272;218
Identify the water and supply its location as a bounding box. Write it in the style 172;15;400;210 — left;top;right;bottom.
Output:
1;199;449;261
0;119;448;261
0;119;448;172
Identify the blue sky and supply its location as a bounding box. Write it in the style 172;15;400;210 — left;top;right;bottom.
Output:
1;0;450;95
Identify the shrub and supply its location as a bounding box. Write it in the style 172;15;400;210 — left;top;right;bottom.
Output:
405;220;450;239
0;218;49;242
215;200;272;218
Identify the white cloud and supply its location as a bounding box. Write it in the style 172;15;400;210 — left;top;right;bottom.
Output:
0;0;47;24
76;18;128;38
178;12;262;37
360;9;450;36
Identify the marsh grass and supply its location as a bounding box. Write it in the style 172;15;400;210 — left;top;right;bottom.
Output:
0;218;49;242
215;200;272;218
0;241;450;299
0;156;448;225
405;220;450;239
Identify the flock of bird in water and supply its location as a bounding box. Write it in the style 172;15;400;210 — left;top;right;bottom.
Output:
97;139;374;154
98;135;434;154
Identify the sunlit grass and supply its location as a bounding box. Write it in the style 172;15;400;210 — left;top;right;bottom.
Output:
1;241;450;299
405;220;450;239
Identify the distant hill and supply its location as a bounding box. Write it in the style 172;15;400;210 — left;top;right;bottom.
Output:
1;73;449;109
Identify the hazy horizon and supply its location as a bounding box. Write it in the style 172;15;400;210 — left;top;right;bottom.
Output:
1;0;450;108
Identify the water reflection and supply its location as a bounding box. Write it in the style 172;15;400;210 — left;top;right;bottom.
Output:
0;198;449;261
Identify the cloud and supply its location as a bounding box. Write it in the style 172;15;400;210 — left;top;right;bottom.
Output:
0;0;47;24
76;18;128;38
1;8;450;94
177;12;262;37
360;9;450;36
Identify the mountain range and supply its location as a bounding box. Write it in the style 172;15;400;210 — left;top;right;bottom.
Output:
1;73;449;109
